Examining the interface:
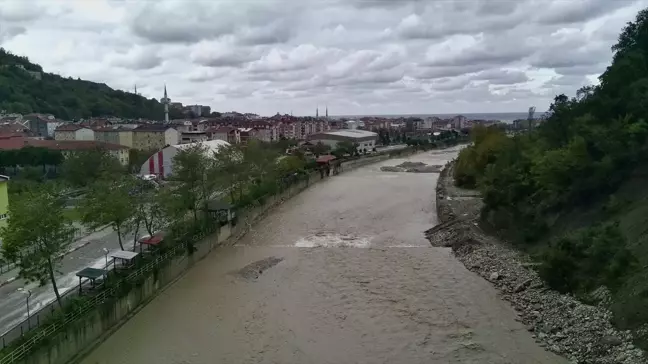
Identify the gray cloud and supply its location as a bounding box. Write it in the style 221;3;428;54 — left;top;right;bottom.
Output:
0;25;26;43
109;47;162;70
191;41;261;68
537;0;624;25
0;0;645;116
472;69;529;85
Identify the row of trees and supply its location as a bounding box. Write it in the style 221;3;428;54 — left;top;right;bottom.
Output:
452;8;648;337
0;147;64;170
0;141;309;307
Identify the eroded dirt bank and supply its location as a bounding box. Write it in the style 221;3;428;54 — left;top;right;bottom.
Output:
426;161;645;364
82;148;565;364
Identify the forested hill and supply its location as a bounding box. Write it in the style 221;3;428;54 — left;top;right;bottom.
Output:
0;48;177;121
453;8;648;347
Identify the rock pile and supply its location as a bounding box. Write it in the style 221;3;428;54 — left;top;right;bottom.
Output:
427;161;646;364
380;161;443;173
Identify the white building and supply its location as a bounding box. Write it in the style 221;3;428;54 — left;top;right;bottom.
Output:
54;124;95;141
189;105;203;116
344;120;364;130
308;129;378;153
139;139;230;179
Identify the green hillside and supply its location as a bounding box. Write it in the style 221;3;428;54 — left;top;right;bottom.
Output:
0;48;182;121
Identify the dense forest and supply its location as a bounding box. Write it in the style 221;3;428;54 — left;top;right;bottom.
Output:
0;48;184;121
454;8;648;345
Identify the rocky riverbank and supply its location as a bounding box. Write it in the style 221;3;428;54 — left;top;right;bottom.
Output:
426;161;646;364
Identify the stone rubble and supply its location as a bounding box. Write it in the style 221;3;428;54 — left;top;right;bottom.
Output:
426;161;646;364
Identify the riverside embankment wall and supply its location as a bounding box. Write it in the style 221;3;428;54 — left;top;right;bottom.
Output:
6;152;409;364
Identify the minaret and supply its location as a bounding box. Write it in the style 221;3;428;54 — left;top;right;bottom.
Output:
325;105;328;119
161;84;171;123
134;84;138;95
316;107;319;119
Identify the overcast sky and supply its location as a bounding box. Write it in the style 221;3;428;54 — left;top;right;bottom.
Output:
0;0;646;116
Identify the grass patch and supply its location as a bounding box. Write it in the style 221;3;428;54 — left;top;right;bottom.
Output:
62;207;82;221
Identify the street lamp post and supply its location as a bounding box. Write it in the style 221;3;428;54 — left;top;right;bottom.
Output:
17;288;32;328
102;248;109;269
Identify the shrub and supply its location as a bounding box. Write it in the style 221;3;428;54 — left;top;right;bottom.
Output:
538;222;637;294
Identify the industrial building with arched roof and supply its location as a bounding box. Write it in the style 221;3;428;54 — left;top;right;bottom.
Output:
139;139;230;179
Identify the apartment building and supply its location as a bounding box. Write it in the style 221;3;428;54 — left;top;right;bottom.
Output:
132;124;179;150
54;124;94;141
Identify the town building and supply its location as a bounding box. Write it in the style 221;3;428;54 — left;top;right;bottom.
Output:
207;126;240;144
308;130;378;153
239;128;272;143
46;140;130;166
54;124;95;141
94;126;134;148
132;124;179;150
24;113;61;138
138;139;230;179
180;131;208;144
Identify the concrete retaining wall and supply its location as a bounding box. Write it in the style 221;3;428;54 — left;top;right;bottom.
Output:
9;154;399;364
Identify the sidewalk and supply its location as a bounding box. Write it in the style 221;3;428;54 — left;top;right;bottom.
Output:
0;224;110;289
0;268;16;288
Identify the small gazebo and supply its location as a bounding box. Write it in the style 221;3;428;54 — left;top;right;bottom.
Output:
75;267;107;294
110;250;140;270
205;199;235;226
138;232;166;253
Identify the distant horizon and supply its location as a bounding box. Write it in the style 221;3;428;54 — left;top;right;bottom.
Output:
310;111;546;122
328;111;545;116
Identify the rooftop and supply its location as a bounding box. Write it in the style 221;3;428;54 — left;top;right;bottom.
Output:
321;130;378;139
172;139;230;154
55;124;88;132
133;124;174;132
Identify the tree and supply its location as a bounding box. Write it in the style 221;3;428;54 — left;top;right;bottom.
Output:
135;188;167;238
61;148;124;187
0;185;77;307
79;176;138;250
128;148;154;173
166;144;216;222
312;142;331;156
335;141;357;156
242;140;279;183
212;145;246;204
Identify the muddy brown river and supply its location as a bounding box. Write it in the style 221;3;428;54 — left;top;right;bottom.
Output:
82;147;566;364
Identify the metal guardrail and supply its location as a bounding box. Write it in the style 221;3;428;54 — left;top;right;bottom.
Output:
0;263;14;275
0;241;189;364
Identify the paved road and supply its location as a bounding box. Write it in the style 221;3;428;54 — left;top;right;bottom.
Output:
82;147;567;364
0;226;135;336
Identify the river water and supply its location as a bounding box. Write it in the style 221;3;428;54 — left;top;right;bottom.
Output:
82;147;565;364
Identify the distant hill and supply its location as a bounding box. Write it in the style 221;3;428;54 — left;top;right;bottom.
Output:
0;48;184;121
